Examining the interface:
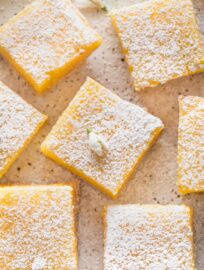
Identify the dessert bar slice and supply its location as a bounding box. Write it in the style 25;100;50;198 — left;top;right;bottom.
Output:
0;81;47;178
103;204;195;269
0;0;102;93
177;95;204;194
111;0;204;91
0;185;78;269
41;77;164;198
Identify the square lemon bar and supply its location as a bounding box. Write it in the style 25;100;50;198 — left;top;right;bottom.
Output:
0;0;102;93
0;81;47;178
111;0;204;91
0;185;78;269
177;95;204;194
103;205;195;269
41;77;164;198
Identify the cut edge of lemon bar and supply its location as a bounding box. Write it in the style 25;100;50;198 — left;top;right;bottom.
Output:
0;117;46;179
103;204;195;269
0;41;102;94
177;95;204;195
0;81;47;178
0;0;102;94
111;0;204;91
41;125;163;200
42;126;163;200
41;77;164;199
0;184;78;269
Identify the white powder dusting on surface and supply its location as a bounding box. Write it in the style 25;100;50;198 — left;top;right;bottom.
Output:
0;185;77;269
42;77;164;197
32;256;47;270
104;205;195;269
177;95;204;193
0;0;204;269
0;81;47;177
111;0;204;91
0;0;101;91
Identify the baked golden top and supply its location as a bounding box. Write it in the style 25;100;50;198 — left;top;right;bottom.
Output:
41;77;163;198
111;0;204;90
0;0;102;92
0;81;47;178
177;95;204;193
0;185;77;269
104;204;195;269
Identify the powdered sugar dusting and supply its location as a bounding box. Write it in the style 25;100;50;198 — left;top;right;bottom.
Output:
111;0;204;91
0;81;47;177
41;77;164;197
177;95;204;193
32;256;47;270
104;205;195;269
0;0;102;91
0;185;77;269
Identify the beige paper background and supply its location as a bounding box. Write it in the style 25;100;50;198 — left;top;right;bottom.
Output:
0;0;204;269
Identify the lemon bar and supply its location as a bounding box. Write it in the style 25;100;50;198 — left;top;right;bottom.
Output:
177;95;204;194
0;185;78;269
111;0;204;91
103;205;195;269
0;81;47;178
41;77;164;199
0;0;102;93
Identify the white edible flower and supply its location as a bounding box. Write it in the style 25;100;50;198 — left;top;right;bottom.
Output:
87;128;108;157
90;0;108;11
89;0;138;11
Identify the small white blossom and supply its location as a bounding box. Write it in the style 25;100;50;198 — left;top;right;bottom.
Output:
90;0;108;11
87;128;108;157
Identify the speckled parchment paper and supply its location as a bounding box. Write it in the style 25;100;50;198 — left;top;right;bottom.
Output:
0;0;204;269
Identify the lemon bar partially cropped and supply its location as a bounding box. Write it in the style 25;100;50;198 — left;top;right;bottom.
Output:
0;81;47;178
111;0;204;91
0;0;102;93
41;77;164;199
177;95;204;194
103;205;195;269
0;185;78;269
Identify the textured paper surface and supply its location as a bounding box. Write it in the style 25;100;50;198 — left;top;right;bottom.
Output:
0;0;203;269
